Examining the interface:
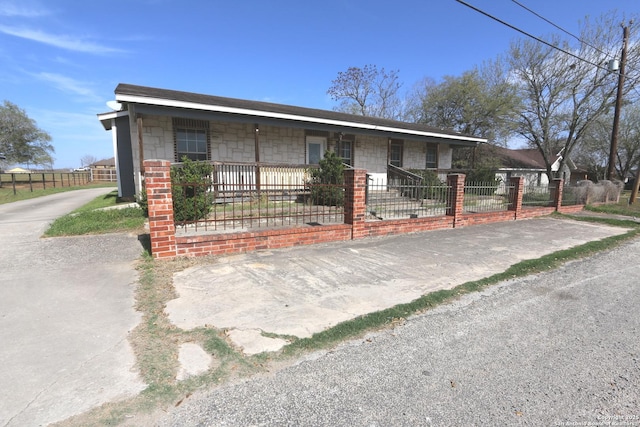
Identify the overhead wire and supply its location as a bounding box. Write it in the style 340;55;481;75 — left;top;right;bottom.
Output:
453;0;612;73
510;0;612;60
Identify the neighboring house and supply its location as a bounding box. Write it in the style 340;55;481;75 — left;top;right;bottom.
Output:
90;157;117;182
482;145;578;187
91;157;116;169
97;84;486;199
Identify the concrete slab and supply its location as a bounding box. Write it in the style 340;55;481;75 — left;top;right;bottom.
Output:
176;343;212;380
165;217;629;349
226;329;289;355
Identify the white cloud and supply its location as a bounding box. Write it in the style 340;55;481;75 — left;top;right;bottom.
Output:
0;2;49;17
0;25;125;55
32;72;101;102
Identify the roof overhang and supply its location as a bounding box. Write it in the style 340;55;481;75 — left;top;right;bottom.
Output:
97;110;129;130
114;92;486;146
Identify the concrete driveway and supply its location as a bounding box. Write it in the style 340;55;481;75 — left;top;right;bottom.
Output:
165;217;630;355
0;189;145;427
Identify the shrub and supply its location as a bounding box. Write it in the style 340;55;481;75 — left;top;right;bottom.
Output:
308;150;344;206
137;183;148;217
408;169;447;201
171;157;214;222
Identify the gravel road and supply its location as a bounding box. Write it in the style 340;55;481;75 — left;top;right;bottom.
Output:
161;237;640;427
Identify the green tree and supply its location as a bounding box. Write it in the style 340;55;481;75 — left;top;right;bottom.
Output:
411;60;521;145
328;65;403;119
0;101;54;165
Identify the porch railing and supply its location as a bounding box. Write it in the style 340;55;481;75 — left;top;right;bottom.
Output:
211;161;314;194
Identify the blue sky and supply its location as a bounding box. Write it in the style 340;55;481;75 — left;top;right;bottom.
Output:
0;0;637;169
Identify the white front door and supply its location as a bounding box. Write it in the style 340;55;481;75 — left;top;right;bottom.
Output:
306;136;326;165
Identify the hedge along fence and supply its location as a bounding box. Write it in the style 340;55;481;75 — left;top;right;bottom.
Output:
144;159;584;259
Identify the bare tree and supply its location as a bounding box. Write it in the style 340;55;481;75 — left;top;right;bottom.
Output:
80;154;98;167
508;12;640;181
327;65;403;120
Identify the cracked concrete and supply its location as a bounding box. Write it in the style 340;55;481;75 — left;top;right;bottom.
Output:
0;189;146;427
164;217;629;351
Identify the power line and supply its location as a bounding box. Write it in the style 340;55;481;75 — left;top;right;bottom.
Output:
510;0;612;60
454;0;611;73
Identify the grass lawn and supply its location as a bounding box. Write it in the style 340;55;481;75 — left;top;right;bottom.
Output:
0;182;116;205
44;189;147;237
585;191;640;217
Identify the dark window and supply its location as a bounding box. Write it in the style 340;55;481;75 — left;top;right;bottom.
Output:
390;140;403;167
426;144;438;169
173;118;210;162
335;134;354;166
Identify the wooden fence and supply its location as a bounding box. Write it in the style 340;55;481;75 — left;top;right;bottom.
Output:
0;172;91;195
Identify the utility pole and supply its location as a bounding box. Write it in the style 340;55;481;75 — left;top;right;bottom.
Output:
606;24;630;181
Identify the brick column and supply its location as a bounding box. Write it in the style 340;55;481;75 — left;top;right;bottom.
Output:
447;174;465;227
344;169;367;239
552;178;564;211
508;176;524;218
144;159;177;259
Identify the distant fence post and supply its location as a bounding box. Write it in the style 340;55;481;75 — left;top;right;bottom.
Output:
144;159;177;259
447;174;465;227
344;168;367;239
552;178;564;210
508;176;524;218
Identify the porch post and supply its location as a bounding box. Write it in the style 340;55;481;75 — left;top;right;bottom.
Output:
447;173;465;227
137;115;145;174
254;124;261;192
344;169;367;239
508;176;524;219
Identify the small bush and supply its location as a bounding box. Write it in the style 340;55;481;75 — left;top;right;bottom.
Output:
308;150;344;206
408;169;447;201
137;183;148;217
171;158;214;222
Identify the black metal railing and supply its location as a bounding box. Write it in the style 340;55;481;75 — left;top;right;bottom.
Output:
463;181;513;213
174;181;345;233
366;176;450;220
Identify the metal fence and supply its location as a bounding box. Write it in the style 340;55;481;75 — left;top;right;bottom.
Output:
463;181;513;213
174;181;344;233
0;172;91;195
521;184;553;207
366;177;450;220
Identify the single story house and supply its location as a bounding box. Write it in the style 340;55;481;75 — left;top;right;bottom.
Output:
98;84;486;199
481;145;578;187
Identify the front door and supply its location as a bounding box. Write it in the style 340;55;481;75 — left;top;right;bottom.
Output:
306;136;326;165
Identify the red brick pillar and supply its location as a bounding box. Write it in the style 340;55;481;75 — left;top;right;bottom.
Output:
344;169;367;239
447;174;465;227
144;159;177;259
508;176;524;218
552;178;564;211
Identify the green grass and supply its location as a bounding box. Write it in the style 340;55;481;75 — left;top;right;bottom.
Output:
585;191;640;216
44;190;146;237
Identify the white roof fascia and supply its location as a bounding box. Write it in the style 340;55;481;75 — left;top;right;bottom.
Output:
97;110;129;130
116;94;487;144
